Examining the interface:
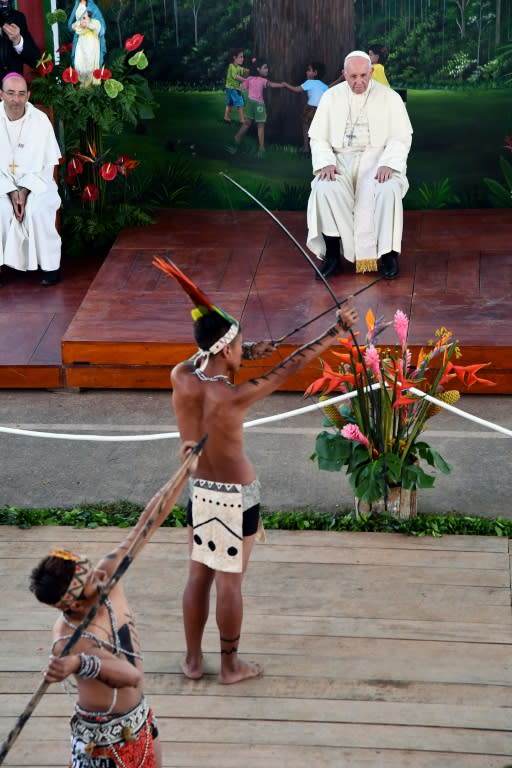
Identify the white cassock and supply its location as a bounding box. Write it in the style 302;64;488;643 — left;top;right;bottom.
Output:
307;80;413;272
0;101;62;272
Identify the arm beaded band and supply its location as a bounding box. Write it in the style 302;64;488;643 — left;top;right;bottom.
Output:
77;653;102;680
242;342;257;360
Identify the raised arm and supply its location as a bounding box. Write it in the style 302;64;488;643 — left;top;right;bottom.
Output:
235;304;358;406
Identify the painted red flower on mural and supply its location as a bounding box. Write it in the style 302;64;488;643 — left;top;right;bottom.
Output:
124;34;144;52
82;184;100;203
62;66;79;84
58;43;73;53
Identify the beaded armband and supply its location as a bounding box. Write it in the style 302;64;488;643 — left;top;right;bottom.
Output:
77;652;102;680
242;342;257;360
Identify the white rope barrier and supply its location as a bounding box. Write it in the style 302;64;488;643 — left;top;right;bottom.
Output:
0;383;510;440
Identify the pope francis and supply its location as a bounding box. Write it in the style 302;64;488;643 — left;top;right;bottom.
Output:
0;73;62;285
306;50;413;280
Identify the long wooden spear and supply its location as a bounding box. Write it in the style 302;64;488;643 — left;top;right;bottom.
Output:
0;435;207;765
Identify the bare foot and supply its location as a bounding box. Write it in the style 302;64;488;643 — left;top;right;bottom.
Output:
180;656;203;680
218;660;263;685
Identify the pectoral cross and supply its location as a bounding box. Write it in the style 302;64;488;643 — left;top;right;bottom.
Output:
346;131;356;146
8;160;18;174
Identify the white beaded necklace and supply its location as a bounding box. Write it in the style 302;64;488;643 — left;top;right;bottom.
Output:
193;368;234;386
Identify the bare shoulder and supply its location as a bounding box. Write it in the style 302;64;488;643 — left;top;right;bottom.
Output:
171;359;194;384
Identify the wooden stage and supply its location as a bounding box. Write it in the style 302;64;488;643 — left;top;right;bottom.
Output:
1;209;511;392
1;525;512;767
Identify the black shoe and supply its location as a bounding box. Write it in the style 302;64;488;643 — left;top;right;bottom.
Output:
40;268;61;286
315;235;341;280
380;251;399;280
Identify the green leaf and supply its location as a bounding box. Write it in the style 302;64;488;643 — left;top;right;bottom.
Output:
484;177;512;207
499;156;512;189
416;442;451;473
128;51;149;70
104;79;124;99
314;431;351;472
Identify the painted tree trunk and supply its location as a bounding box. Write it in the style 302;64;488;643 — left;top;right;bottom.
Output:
253;0;354;145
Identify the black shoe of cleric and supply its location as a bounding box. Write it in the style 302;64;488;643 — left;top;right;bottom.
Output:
380;251;399;280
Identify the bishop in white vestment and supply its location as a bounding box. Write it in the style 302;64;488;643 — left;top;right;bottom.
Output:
0;73;62;284
307;51;413;279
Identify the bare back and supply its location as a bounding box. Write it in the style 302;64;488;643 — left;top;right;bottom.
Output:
171;361;255;484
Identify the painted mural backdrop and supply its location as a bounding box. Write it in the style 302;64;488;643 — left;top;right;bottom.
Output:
60;0;511;87
18;0;512;257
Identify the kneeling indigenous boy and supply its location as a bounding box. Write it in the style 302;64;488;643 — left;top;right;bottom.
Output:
153;257;358;685
29;450;199;768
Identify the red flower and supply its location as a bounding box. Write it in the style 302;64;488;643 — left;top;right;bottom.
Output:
100;162;118;181
124;34;144;52
116;155;139;175
67;157;84;178
504;136;512;152
58;43;73;53
62;66;79;84
93;66;112;81
82;184;100;203
37;60;54;76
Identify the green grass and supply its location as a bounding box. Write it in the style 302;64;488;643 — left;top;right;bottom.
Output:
110;87;512;210
2;503;511;538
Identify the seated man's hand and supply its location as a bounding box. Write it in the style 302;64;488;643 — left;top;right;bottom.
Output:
9;188;28;223
318;165;338;181
374;165;393;183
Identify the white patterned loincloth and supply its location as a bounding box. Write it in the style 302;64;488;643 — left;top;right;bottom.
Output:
190;479;251;572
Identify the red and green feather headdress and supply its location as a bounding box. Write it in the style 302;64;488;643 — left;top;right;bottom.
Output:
153;256;240;363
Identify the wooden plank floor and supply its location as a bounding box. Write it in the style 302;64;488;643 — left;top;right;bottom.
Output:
1;526;512;767
1;209;511;392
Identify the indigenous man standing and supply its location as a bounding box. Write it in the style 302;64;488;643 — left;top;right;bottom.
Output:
0;73;62;286
154;257;358;684
307;50;413;280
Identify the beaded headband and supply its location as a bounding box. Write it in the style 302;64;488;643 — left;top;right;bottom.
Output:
50;550;92;610
192;322;240;371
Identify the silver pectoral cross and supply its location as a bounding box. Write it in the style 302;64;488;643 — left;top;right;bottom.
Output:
346;131;356;146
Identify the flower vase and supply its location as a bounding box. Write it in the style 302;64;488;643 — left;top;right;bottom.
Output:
354;485;417;520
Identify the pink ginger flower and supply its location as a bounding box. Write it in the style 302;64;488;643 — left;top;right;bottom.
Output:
341;424;370;449
394;309;409;349
364;344;381;379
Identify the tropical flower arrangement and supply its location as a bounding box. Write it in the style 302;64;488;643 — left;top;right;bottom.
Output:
29;11;157;255
306;308;495;511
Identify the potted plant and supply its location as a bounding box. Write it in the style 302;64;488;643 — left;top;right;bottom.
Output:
306;308;495;518
30;12;156;256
